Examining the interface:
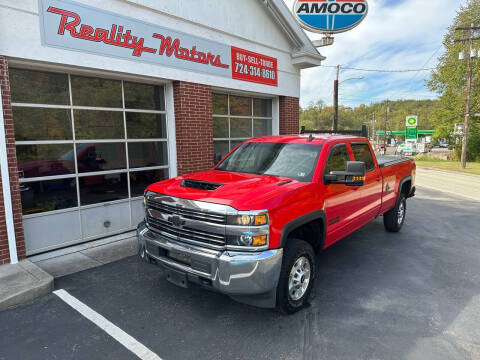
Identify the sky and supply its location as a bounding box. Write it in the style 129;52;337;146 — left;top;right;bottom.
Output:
282;0;464;108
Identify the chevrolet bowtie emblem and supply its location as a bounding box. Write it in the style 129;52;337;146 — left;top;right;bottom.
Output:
168;215;186;227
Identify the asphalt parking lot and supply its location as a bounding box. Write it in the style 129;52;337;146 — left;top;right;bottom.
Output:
1;186;480;360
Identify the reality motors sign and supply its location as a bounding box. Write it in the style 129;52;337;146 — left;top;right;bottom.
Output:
39;0;278;86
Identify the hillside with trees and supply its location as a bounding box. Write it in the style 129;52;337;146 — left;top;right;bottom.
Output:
300;99;438;135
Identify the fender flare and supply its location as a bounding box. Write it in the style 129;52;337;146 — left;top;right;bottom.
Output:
279;210;326;249
396;175;412;204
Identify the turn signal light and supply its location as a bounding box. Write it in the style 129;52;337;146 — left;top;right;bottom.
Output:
254;214;268;226
352;176;365;181
252;235;267;246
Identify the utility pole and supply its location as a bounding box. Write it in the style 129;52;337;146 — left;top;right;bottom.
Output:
455;23;480;169
383;100;389;154
332;65;340;131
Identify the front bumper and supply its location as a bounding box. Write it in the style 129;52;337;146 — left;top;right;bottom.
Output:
137;224;283;308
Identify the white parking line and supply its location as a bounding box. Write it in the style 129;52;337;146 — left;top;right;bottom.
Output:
54;289;162;360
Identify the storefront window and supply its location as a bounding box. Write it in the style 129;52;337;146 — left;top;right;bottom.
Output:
212;93;273;163
10;68;169;215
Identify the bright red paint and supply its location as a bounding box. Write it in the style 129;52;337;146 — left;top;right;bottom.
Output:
146;135;416;249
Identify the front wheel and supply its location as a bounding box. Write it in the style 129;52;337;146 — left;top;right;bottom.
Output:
277;239;316;314
384;194;407;232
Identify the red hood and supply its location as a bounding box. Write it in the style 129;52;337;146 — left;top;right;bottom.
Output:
146;170;310;210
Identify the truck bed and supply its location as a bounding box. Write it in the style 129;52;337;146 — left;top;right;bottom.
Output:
377;156;411;168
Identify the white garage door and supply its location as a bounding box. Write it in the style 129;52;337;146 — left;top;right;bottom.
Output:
10;68;171;255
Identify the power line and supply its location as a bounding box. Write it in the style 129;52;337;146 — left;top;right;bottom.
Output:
320;64;435;73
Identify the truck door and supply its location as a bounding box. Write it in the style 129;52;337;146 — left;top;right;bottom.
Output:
350;142;383;221
323;143;365;246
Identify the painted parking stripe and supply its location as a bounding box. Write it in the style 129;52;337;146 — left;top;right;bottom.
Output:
54;289;162;360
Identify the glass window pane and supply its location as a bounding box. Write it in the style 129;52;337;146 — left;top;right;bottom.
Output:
230;140;245;150
13;107;72;141
253;98;272;117
126;113;166;139
124;82;165;111
128;142;168;168
16;144;75;178
74;110;124;139
79;173;128;205
10;68;69;105
71;76;122;108
21;178;77;215
212;94;228;115
130;169;169;197
230;118;252;138
230;96;252;116
325;145;349;173
214;141;229;164
76;143;126;173
253;119;272;137
213;117;228;138
351;143;375;171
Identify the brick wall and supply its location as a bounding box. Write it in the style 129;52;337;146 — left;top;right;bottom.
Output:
0;56;26;264
173;81;214;176
279;96;300;135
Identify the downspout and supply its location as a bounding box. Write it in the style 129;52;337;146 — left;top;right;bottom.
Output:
0;80;18;264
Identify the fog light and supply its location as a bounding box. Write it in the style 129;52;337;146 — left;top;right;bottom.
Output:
252;234;267;246
240;234;253;246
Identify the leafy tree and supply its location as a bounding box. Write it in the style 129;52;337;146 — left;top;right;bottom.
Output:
428;0;480;161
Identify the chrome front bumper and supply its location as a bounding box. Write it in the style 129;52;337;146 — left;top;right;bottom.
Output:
137;224;283;308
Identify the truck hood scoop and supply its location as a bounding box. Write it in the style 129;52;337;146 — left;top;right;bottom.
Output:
181;179;224;191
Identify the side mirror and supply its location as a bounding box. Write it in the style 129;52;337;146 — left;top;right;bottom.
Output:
324;161;366;186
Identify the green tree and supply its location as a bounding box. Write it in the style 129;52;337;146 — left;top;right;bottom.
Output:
428;0;480;161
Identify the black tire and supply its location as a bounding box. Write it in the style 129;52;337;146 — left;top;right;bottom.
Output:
384;194;407;232
277;239;316;314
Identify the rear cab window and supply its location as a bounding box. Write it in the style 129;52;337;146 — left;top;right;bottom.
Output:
351;142;376;172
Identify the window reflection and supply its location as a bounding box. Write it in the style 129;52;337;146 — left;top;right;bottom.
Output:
130;169;168;197
13;107;72;141
16;144;75;179
77;143;126;173
21;179;77;215
79;173;128;205
128;142;168;168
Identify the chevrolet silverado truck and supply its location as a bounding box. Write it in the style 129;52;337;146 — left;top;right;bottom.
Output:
137;134;416;313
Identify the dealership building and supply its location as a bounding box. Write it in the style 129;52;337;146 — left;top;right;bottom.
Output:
0;0;324;264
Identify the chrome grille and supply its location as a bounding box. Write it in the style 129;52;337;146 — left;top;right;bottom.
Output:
146;215;226;249
146;199;226;225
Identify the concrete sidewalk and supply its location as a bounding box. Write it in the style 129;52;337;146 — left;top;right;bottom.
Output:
0;231;138;311
30;231;138;278
0;260;53;311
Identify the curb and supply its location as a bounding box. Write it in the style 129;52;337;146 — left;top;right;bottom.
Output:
0;260;54;312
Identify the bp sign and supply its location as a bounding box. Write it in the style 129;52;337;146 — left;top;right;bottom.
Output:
406;116;418;127
293;0;369;34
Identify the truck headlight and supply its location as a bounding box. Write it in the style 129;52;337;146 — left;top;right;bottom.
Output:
227;212;268;226
226;210;269;249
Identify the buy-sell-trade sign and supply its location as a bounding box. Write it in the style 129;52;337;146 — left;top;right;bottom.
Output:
406;116;418;127
293;0;368;34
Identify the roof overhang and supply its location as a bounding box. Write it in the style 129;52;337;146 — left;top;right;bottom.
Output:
258;0;326;69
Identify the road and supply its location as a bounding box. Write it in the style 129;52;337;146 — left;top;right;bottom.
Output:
415;167;480;201
1;183;480;360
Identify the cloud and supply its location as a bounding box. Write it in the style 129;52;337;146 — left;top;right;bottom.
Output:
283;0;463;107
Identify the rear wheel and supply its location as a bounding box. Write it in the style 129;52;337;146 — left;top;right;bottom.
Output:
277;239;316;314
384;194;407;232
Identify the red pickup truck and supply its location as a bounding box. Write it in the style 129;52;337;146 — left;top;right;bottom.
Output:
138;134;416;313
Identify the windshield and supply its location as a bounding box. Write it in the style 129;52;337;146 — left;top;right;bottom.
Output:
216;142;322;182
